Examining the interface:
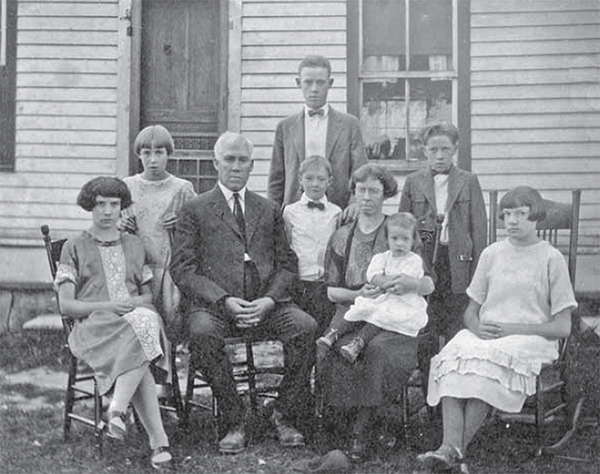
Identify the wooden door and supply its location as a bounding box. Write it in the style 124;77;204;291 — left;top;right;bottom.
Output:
138;0;225;192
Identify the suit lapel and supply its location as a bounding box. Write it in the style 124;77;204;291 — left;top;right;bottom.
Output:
326;108;342;161
446;167;467;211
244;191;261;245
209;186;244;240
418;170;437;211
291;111;305;163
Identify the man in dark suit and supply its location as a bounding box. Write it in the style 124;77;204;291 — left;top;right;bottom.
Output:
171;132;317;454
268;55;368;219
399;122;487;387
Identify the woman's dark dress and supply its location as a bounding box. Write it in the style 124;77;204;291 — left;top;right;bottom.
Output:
321;220;418;407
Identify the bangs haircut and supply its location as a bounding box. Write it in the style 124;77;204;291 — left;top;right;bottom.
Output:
385;212;422;251
300;155;332;177
350;163;398;199
298;54;331;77
499;186;546;222
134;125;174;155
421;121;459;146
77;176;132;212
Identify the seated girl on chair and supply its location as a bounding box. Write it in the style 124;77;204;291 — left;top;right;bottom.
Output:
55;176;172;470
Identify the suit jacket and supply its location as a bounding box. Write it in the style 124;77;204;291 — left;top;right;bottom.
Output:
398;166;487;293
268;107;368;209
170;185;298;316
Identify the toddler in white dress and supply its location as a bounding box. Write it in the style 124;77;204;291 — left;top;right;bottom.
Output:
320;212;429;363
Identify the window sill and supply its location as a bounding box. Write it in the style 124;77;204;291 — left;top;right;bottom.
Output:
367;158;428;175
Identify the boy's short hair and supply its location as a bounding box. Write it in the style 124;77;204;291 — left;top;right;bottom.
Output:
499;186;547;222
77;176;132;211
298;55;331;77
421;121;459;146
385;212;422;251
134;125;175;155
350;163;398;199
300;155;332;177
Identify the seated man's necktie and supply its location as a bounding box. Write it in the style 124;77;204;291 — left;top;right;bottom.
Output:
307;109;325;118
233;192;245;235
307;201;325;211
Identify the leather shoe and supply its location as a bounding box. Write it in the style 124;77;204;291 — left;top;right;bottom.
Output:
293;449;352;472
219;426;245;454
271;409;305;447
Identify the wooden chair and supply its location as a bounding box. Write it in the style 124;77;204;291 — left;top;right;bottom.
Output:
41;225;183;456
41;225;105;454
183;333;284;443
488;190;585;455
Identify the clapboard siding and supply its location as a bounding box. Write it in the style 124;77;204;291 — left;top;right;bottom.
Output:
240;0;348;187
471;0;600;253
0;1;120;244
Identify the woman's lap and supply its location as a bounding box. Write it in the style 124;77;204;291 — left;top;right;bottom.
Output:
321;329;418;408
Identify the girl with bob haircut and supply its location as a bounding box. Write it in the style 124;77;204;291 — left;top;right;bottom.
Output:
57;176;173;469
122;125;196;341
418;185;576;474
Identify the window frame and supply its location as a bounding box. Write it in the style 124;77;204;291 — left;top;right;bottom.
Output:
347;0;471;171
0;0;17;172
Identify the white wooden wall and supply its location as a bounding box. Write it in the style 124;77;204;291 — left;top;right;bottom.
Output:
238;0;348;193
470;0;600;253
0;0;120;243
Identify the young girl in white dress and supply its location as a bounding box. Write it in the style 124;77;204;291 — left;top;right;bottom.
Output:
417;186;577;474
122;125;196;339
319;212;429;363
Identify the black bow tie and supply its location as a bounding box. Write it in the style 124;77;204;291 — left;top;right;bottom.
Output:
307;108;325;118
432;169;450;176
307;201;325;210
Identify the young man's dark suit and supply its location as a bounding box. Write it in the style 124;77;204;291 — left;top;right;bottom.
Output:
268;107;367;209
399;165;487;382
170;185;317;431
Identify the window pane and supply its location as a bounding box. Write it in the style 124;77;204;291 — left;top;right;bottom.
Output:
409;0;453;71
360;78;453;160
363;0;406;71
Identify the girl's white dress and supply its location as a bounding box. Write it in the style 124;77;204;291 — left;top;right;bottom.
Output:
123;173;196;325
427;239;577;413
344;250;428;337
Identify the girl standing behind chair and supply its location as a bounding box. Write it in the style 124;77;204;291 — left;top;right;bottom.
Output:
56;177;172;469
318;212;430;363
122;125;196;338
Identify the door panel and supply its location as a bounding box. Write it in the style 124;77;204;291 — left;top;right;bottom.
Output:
140;0;221;192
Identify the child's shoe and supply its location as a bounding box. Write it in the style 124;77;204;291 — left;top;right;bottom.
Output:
316;329;339;366
339;337;365;363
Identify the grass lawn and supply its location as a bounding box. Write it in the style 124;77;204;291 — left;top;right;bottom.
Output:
0;328;598;474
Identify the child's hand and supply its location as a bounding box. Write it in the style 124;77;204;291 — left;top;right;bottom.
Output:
119;215;137;234
361;283;384;299
162;212;178;230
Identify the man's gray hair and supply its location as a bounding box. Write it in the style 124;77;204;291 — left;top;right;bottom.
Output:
214;131;254;159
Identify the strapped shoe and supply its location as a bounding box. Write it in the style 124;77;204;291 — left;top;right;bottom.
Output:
417;445;463;472
219;425;246;455
150;446;173;470
271;409;305;447
339;337;365;364
106;410;127;441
